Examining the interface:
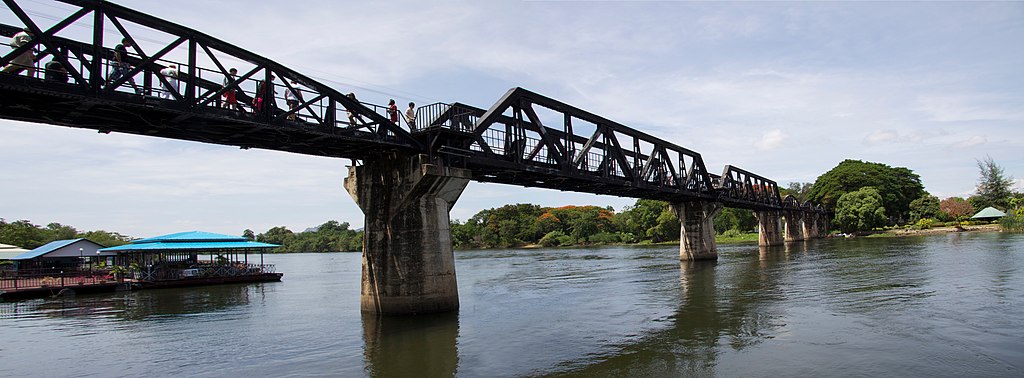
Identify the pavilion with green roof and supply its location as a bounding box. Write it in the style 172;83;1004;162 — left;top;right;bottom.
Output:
971;207;1007;221
99;231;281;282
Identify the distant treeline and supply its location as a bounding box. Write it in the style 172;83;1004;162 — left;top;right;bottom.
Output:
451;199;756;249
248;220;362;253
0;219;131;249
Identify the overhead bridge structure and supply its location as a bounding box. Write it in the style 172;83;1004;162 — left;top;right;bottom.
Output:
1;0;828;314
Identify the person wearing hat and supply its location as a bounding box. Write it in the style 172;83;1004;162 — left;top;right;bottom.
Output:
2;28;35;77
159;64;179;99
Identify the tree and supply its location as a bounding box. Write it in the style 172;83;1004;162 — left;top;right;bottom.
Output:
908;194;940;222
973;156;1013;211
79;230;131;247
257;226;294;245
242;229;255;241
780;182;814;202
614;199;670;241
807;159;924;222
714;207;757;234
939;197;974;221
834;187;887;233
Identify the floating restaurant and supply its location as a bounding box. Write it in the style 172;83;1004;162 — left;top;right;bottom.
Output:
1;231;281;301
98;231;282;287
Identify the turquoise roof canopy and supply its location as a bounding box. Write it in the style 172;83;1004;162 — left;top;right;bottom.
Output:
100;231;278;253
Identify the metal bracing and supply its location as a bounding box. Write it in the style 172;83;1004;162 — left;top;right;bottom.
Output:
1;1;823;213
0;0;422;158
416;88;791;210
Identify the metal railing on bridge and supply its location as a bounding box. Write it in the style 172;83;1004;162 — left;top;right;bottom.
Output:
0;0;422;157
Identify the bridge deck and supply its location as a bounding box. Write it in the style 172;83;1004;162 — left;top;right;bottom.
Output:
0;0;825;213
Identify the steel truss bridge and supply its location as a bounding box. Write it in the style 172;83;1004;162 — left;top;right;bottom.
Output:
0;0;824;214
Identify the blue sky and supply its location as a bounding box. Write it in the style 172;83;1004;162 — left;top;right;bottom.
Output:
1;1;1022;238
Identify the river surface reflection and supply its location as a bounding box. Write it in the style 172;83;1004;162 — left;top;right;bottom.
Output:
2;232;1022;376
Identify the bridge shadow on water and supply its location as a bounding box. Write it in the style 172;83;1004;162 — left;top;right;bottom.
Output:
361;312;459;377
551;243;807;377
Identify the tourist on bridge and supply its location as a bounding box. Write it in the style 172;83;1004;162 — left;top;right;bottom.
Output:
159;64;179;99
405;102;417;129
253;75;277;116
387;99;399;125
346;93;364;126
2;28;35;77
222;68;244;112
108;38;141;94
285;80;303;120
44;57;68;83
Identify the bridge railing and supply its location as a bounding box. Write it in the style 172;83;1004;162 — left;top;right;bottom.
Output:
0;0;422;152
414;88;716;197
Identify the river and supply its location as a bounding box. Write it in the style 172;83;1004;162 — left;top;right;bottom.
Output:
1;232;1022;377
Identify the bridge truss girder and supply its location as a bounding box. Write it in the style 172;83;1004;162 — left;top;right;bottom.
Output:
0;0;421;158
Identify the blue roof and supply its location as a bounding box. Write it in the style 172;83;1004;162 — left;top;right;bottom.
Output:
131;231;250;244
99;231;278;253
12;238;84;260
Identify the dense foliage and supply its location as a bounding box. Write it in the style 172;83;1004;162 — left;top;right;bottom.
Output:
834;187;888;233
254;220;362;253
972;156;1014;211
1001;198;1024;232
908;195;940;222
0;218;131;249
781;182;814;202
450;200;756;249
807;159;924;223
939;197;974;221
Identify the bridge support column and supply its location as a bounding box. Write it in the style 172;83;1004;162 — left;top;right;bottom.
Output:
803;213;820;239
344;153;470;315
672;201;723;261
755;211;784;247
783;211;805;242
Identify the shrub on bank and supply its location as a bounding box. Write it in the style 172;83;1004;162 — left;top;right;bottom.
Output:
1000;211;1024;232
914;218;936;230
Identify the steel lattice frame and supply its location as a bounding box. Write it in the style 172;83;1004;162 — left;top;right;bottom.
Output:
1;0;829;213
0;0;421;158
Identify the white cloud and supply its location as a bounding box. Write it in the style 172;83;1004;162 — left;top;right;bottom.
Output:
864;130;899;145
757;129;787;151
953;135;987;149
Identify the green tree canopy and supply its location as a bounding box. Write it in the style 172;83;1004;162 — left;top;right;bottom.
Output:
834;187;888;233
780;182;814;202
807;159;924;222
973;156;1014;211
908;194;940;222
0;218;132;249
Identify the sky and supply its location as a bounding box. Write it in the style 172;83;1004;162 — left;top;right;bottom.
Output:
1;1;1023;238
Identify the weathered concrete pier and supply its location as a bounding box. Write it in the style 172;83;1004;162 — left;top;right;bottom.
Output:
344;153;470;314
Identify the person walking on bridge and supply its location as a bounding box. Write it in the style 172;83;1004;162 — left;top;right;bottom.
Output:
222;67;244;112
109;38;141;94
2;28;35;77
346;92;364;126
253;75;277;117
285;80;303;120
387;99;399;125
405;102;417;129
159;64;179;99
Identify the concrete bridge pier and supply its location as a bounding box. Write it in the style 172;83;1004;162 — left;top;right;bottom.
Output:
783;211;805;242
802;213;817;239
344;153;470;315
672;201;723;261
755;211;784;247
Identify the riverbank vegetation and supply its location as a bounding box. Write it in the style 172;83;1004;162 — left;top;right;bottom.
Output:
449;200;758;249
4;158;1019;253
811;157;1022;234
0;219;131;249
